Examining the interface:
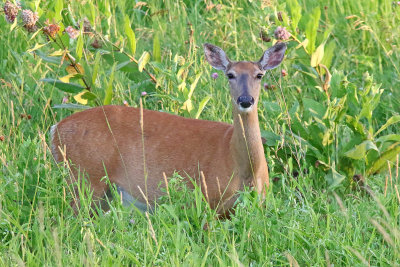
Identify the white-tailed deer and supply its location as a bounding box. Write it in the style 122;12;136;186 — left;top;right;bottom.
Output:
50;42;286;217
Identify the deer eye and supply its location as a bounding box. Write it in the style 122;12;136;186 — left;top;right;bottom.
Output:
256;73;263;79
227;73;235;79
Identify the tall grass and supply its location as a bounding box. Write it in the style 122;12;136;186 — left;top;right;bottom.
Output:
1;0;400;265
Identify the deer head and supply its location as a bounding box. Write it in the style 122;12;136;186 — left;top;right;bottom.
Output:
204;42;287;114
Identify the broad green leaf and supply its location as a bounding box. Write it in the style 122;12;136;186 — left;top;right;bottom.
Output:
374;115;400;137
138;51;150;72
35;51;62;65
311;43;324;67
330;69;345;98
261;131;282;147
59;33;70;49
92;51;101;86
326;168;346;189
89;3;96;25
54;0;63;21
376;134;400;144
321;41;336;70
290;132;323;159
287;0;301;33
41;78;85;93
116;60;133;71
76;31;84;61
291;114;309;139
303;97;326;119
195;95;211;119
153;33;161;63
103;64;116;105
81;91;97;101
27;43;48;53
124;15;136;56
344;140;378;160
367;143;400;175
305;7;320;54
345;115;366;137
61;6;77;28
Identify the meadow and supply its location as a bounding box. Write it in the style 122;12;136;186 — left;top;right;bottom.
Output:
1;0;400;265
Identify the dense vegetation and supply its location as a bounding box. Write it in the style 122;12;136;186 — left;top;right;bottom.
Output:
1;0;400;265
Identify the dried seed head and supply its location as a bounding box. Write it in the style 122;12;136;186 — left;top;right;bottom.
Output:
4;1;21;24
260;30;271;42
274;26;291;41
21;9;38;32
43;23;60;38
277;11;283;22
65;26;79;39
91;39;102;49
82;17;92;33
264;83;276;91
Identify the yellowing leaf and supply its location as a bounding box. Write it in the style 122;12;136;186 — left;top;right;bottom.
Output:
182;99;193;112
27;43;47;53
74;91;88;104
76;32;84;61
195;95;211;119
59;74;75;83
189;72;202;99
178;81;186;91
48;50;66;57
177;68;185;79
138;51;150;72
66;64;84;74
296;39;309;50
124;15;136;56
311;43;325;67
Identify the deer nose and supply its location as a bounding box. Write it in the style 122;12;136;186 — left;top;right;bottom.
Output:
237;95;254;109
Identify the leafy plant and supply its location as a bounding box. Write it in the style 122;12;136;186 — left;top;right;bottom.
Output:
263;0;400;188
4;1;159;109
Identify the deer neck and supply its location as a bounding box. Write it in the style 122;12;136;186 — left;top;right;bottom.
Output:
230;107;265;182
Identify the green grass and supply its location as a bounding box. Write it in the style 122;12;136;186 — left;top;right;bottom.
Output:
1;0;400;265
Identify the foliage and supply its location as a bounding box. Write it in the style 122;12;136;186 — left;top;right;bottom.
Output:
1;0;400;265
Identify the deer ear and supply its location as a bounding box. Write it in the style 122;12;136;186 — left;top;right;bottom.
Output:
258;42;287;70
203;43;231;71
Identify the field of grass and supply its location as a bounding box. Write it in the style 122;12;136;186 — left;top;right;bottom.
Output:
1;0;400;265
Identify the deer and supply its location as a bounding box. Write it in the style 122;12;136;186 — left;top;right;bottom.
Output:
50;42;287;217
